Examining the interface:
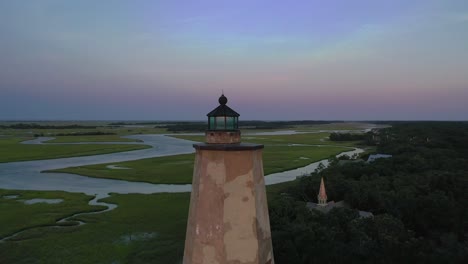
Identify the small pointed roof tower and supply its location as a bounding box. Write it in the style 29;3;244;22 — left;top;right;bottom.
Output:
317;177;328;206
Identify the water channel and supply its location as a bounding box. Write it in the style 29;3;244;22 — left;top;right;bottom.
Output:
1;133;362;196
0;133;363;241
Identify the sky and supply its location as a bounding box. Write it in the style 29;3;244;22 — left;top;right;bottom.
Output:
1;0;467;121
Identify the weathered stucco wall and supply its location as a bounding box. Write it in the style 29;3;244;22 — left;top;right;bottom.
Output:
184;148;274;264
205;131;241;144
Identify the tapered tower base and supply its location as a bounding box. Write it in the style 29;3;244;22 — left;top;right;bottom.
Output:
183;143;274;264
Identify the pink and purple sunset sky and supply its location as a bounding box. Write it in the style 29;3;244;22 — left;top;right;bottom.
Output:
1;0;467;120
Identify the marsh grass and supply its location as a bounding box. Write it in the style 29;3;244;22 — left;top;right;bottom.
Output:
49;154;196;184
0;137;150;163
0;184;296;264
0;192;190;264
0;189;105;239
47;135;140;143
48;145;348;184
49;133;353;184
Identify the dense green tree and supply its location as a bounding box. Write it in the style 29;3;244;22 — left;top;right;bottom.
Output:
270;122;468;263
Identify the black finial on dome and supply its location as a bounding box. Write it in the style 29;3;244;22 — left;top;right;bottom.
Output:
219;94;228;105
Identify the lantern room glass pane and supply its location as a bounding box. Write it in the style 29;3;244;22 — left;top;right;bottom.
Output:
208;115;238;130
215;116;225;130
209;117;215;130
226;117;235;130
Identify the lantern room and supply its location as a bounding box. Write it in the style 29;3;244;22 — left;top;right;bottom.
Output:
206;94;240;131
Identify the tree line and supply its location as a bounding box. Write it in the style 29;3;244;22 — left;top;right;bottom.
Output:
163;121;342;132
0;123;97;129
329;132;366;141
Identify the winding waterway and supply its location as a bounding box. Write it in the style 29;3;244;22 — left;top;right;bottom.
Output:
0;133;365;199
0;135;196;197
0;133;363;241
1;133;362;196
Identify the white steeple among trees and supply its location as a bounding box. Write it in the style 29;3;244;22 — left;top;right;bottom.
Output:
317;177;328;206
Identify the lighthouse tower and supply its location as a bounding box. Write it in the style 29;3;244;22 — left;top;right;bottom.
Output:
183;94;274;264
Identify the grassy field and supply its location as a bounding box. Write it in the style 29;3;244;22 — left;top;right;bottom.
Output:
48;145;347;184
293;122;375;131
0;137;150;163
0;182;294;264
0;192;190;264
46;135;140;143
47;132;352;184
50;154;196;184
0;189;105;239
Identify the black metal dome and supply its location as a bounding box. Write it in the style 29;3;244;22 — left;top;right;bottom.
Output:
218;94;228;105
207;94;239;117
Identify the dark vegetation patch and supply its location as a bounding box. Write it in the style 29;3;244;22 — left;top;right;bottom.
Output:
270;122;468;263
329;132;366;141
